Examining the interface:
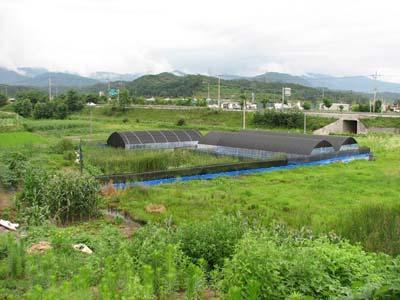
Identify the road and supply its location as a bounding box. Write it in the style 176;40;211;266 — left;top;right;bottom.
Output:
304;111;400;119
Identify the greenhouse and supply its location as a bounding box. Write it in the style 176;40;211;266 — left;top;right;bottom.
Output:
107;130;202;149
197;131;335;159
243;130;359;152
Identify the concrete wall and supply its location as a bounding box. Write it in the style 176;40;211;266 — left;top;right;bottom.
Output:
314;117;368;135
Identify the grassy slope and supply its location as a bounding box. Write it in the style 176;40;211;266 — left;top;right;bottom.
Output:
110;134;400;231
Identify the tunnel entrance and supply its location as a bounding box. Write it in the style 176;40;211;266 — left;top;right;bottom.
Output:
342;120;358;134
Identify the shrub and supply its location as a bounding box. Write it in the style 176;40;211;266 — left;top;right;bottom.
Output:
33;102;56;119
51;139;75;154
14;99;33;117
253;110;303;129
219;226;396;299
176;215;247;270
176;118;186;126
302;102;311;110
0;93;7;107
18;168;99;224
128;225;192;296
0;152;29;188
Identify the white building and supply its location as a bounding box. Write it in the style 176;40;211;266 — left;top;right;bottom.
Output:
319;103;350;111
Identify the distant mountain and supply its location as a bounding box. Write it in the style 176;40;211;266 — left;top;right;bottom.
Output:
0;67;26;84
302;73;400;94
16;72;99;87
171;70;187;77
0;67;100;87
219;74;245;80
17;67;48;77
90;72;141;82
252;72;310;86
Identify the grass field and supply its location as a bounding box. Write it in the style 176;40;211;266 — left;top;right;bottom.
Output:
107;134;400;254
1;106;400;298
0;131;47;148
85;147;246;175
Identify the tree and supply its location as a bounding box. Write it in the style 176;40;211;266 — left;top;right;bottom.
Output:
55;102;68;119
239;94;246;109
339;104;344;112
375;100;382;112
85;93;100;104
0;93;7;107
14;99;33;117
322;98;332;109
65;90;83;112
16;90;47;105
33;102;55;119
260;98;269;109
302;102;311;110
118;89;131;111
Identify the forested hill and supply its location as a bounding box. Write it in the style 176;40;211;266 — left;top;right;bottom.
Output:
85;72;373;104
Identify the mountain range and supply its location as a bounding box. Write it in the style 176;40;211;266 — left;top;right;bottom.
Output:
1;66;400;95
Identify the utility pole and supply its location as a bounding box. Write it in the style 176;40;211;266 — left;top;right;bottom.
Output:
243;96;246;129
372;71;378;113
217;75;221;108
207;81;210;99
90;107;93;139
48;74;52;101
304;112;307;134
281;87;285;110
322;87;325;99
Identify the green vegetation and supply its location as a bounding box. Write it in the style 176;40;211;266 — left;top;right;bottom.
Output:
85;147;244;175
362;117;400;128
253;110;334;130
84;73;372;104
1;104;400;299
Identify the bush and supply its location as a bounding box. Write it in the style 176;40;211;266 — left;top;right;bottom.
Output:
128;225;194;297
253;110;304;128
51;139;75;154
176;118;186;126
0;93;7;107
33;101;69;119
18;168;99;224
176;215;247;270
302;102;311;110
33;102;56;119
14;99;33;117
219;226;397;299
0;152;29;188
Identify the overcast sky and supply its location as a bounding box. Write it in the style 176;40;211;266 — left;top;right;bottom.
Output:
1;0;400;81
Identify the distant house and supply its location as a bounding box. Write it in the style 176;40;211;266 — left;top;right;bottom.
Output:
319;103;350;111
145;97;155;102
272;103;292;110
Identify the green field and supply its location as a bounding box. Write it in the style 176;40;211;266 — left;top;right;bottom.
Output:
1;106;400;299
0;132;47;148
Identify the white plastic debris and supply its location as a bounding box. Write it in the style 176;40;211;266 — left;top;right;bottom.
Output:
0;219;19;231
73;243;93;254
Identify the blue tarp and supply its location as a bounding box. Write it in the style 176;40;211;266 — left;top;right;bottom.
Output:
113;153;370;189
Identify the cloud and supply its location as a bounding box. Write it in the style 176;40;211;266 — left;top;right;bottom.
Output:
1;0;400;81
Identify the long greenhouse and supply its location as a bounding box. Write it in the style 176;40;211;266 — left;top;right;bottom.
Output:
242;130;359;152
107;130;203;149
197;131;335;159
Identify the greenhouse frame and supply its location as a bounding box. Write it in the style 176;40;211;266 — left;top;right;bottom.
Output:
242;130;359;152
197;131;335;159
107;130;202;149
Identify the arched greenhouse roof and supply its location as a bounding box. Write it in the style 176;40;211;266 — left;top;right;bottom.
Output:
242;130;358;151
198;131;334;156
107;130;202;148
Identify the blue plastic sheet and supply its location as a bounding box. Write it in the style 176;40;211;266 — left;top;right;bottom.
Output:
112;153;370;189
